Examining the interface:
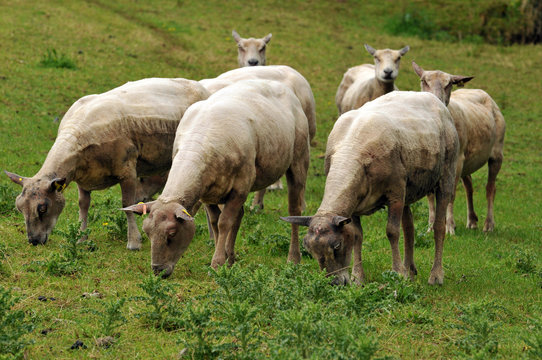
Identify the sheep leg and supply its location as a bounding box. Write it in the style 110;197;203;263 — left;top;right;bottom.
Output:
120;176;142;250
426;193;436;232
225;206;244;266
205;204;221;246
483;157;502;232
251;189;265;210
445;175;460;235
351;215;364;284
285;154;308;264
429;186;449;285
402;205;417;279
461;175;478;229
77;185;91;243
211;193;246;269
267;178;284;190
386;200;408;278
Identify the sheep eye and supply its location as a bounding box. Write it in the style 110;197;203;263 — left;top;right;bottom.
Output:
332;242;341;250
259;45;266;52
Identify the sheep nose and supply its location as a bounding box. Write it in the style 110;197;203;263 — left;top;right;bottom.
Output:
248;59;259;66
152;265;172;278
383;69;393;76
28;237;41;246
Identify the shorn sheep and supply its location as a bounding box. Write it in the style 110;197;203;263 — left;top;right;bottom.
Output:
232;30;272;67
200;65;316;209
5;78;209;249
123;79;310;277
412;62;506;234
335;44;410;114
282;91;459;285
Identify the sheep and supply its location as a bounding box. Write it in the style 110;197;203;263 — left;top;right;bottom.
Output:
232;30;272;67
5;78;210;249
122;79;310;277
412;62;506;234
282;91;459;285
200;65;316;209
335;44;410;115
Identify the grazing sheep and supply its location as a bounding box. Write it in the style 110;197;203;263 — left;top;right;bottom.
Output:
200;65;316;209
5;78;209;249
412;62;506;233
232;30;272;67
335;44;410;114
282;91;459;285
123;79;310;277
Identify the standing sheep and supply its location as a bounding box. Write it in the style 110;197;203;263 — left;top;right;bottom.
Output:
412;62;506;233
122;79;310;277
5;78;209;249
232;30;272;67
335;44;410;114
200;65;316;209
282;91;459;285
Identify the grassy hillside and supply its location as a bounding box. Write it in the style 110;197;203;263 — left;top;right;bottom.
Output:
0;0;541;359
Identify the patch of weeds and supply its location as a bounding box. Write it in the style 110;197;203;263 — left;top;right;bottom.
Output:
0;183;18;215
514;248;538;275
88;194;127;240
524;318;542;359
340;271;420;316
39;48;76;69
45;221;91;276
181;264;380;359
264;233;290;256
451;299;506;358
385;6;439;40
0;286;35;359
83;297;126;340
133;273;183;330
415;230;433;249
177;302;228;359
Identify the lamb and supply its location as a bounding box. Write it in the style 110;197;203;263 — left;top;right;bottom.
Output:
335;44;410;114
232;30;272;67
5;78;210;249
282;91;459;285
122;79;310;278
200;65;316;209
412;62;506;234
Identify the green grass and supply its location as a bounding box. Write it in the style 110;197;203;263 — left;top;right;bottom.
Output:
0;0;541;358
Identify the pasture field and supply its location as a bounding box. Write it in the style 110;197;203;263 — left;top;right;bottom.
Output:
0;0;541;359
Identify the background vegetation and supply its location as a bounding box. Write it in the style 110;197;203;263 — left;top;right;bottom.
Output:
0;0;540;359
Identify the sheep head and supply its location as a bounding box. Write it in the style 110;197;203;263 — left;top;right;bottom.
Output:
281;214;355;285
123;200;195;278
5;170;66;245
365;44;410;83
412;61;474;106
232;30;272;67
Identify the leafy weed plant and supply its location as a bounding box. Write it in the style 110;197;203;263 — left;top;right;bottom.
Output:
44;222;91;276
39;48;76;69
0;286;35;360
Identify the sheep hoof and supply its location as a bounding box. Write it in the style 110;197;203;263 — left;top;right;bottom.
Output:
428;270;444;285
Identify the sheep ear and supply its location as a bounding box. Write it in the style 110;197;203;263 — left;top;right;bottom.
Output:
399;45;410;56
412;61;424;78
121;201;155;215
232;30;242;43
332;216;351;228
175;205;194;222
50;178;67;193
364;44;376;56
263;33;272;44
451;75;474;88
280;216;312;227
4;170;26;186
